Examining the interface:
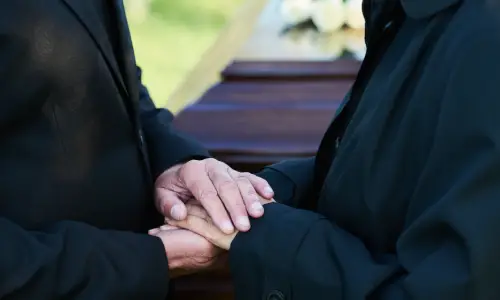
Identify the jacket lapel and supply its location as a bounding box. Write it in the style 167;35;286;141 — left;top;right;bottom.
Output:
114;1;153;180
114;0;141;105
61;0;128;97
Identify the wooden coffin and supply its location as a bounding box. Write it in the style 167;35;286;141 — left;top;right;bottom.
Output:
170;0;363;298
173;59;359;172
171;59;360;299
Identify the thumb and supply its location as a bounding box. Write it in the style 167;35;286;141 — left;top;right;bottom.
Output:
166;216;231;250
166;204;235;250
156;189;188;221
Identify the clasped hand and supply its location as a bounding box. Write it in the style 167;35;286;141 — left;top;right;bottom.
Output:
173;195;275;248
155;158;274;233
149;196;274;277
149;158;274;277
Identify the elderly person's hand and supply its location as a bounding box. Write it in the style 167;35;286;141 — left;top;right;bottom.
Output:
164;197;275;250
155;158;274;234
148;224;228;278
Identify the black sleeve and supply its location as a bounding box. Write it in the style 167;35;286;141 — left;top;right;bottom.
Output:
0;18;168;300
137;67;210;178
229;27;500;300
256;157;315;208
0;218;169;300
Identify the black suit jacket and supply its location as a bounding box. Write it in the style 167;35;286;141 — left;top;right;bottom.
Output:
0;1;208;299
248;0;500;299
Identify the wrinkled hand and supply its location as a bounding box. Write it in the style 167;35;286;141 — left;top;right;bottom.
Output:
155;158;274;234
166;198;275;250
149;225;227;278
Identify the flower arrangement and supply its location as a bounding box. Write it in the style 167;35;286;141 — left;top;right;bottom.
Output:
279;0;366;60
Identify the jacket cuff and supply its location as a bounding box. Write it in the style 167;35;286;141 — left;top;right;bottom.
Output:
256;157;315;208
124;233;171;298
229;203;322;300
255;168;296;206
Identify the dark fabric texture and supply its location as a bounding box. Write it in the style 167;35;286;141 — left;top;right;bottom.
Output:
230;0;500;299
256;157;315;208
0;1;208;299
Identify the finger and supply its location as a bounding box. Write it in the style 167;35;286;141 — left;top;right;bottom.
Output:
156;188;188;221
261;197;276;205
228;170;264;219
167;213;230;250
205;160;250;232
180;160;235;234
160;224;179;231
166;204;209;226
167;216;211;240
185;198;200;206
148;228;161;235
148;224;178;235
167;203;208;221
241;172;274;199
186;203;210;219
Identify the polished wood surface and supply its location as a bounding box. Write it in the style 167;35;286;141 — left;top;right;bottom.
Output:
173;59;359;173
166;0;269;114
171;0;363;298
172;59;359;299
166;0;365;114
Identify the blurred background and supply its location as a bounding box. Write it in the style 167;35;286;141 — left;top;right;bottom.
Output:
124;0;247;113
124;0;364;115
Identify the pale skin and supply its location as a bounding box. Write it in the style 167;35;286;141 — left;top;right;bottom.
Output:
153;158;274;276
156;158;274;233
157;197;276;251
148;225;227;278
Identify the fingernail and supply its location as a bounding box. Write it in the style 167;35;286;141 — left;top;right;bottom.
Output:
264;186;274;196
251;202;264;214
236;216;250;230
221;221;234;234
170;205;184;220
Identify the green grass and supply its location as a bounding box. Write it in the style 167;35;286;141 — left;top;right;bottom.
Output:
126;0;244;111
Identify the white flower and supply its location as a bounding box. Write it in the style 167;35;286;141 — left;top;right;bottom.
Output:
280;0;314;26
316;31;346;60
345;0;365;29
344;28;366;60
311;0;345;33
